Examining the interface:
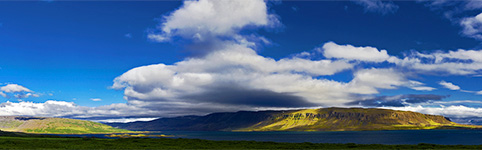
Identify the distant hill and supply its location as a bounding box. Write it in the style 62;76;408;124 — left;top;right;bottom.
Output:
0;116;132;134
108;108;481;131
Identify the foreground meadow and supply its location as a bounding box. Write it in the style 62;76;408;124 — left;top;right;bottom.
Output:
0;136;482;149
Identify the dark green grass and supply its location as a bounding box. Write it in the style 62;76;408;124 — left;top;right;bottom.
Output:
0;136;482;149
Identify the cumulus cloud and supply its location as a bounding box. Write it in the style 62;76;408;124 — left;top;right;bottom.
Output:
352;0;399;15
112;43;357;107
111;43;416;114
112;0;393;115
320;42;392;62
460;13;482;40
1;84;32;93
439;80;461;90
148;0;277;43
348;68;406;94
0;84;39;99
118;0;417;116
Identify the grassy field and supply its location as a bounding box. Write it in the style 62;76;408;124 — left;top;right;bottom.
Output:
0;136;482;149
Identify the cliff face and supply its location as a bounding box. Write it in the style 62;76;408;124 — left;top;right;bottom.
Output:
109;108;480;131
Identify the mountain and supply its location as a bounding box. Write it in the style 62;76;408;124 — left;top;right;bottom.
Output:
108;108;481;131
109;110;282;131
0;116;132;134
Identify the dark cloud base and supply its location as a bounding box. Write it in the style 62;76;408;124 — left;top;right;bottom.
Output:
183;85;318;108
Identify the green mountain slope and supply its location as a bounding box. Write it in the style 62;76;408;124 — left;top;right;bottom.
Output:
110;108;481;131
0;116;132;134
237;108;480;131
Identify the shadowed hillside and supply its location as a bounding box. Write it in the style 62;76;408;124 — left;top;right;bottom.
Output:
109;111;285;131
0;116;132;134
109;108;481;131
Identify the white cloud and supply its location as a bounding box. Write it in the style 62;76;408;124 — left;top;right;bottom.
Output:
1;84;32;93
405;80;436;91
90;98;102;102
318;42;482;76
147;34;168;42
439;80;461;90
393;49;482;75
0;100;79;117
420;1;482;41
477;91;482;95
348;68;406;94
148;0;276;42
410;86;437;91
0;84;39;99
352;0;399;15
0;100;159;118
460;12;482;40
321;42;391;62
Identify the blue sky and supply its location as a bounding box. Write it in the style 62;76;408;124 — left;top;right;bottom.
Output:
1;0;482;123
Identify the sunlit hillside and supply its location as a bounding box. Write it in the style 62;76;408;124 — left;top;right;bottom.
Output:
238;108;480;131
0;116;132;134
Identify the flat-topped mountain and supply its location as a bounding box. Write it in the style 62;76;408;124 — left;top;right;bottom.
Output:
108;108;481;131
0;116;132;134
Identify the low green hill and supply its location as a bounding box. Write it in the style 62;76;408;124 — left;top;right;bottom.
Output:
0;116;133;134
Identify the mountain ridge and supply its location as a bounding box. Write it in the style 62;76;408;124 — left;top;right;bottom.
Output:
0;116;133;134
108;107;481;131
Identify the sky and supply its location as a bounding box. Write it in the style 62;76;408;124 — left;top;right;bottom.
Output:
1;0;482;124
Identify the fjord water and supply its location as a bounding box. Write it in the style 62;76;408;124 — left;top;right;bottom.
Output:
55;130;482;145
